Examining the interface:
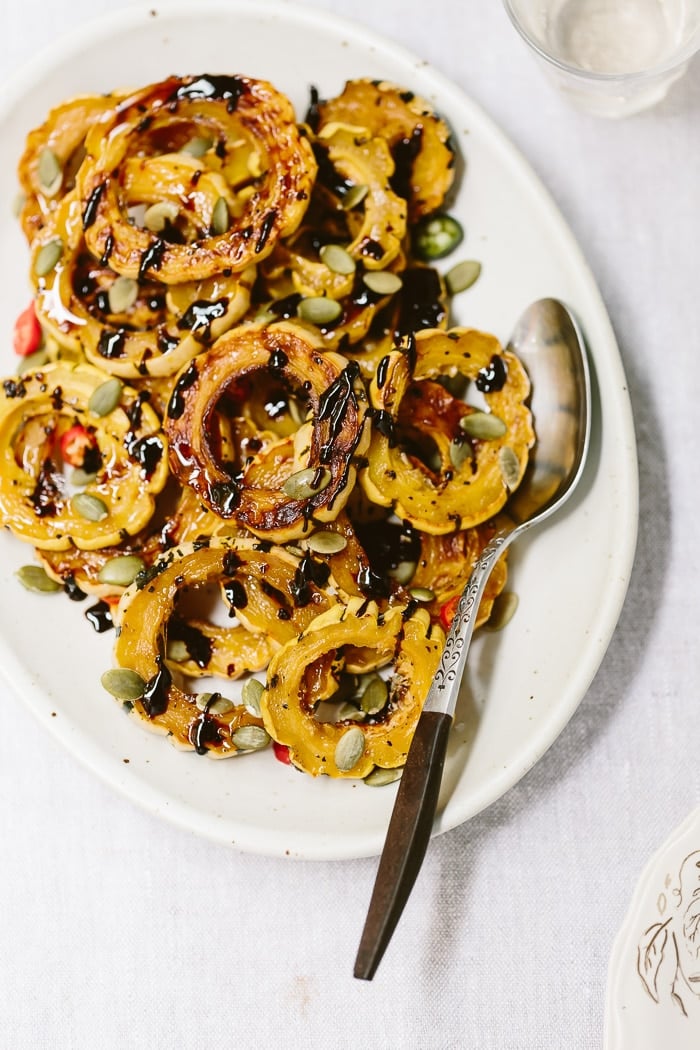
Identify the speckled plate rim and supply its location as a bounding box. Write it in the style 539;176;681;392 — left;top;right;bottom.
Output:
0;0;638;859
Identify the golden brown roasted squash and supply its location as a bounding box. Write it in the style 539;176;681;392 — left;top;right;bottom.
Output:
0;363;168;550
360;328;535;533
261;597;444;777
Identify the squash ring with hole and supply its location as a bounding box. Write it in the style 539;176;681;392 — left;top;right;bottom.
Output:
360;327;535;533
316;79;456;222
76;74;316;283
112;536;337;754
260;597;444;777
0;362;168;550
164;321;371;540
31;192;256;379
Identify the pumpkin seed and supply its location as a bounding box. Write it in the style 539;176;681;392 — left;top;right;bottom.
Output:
12;191;26;218
37;148;63;196
364;766;403;787
319;243;356;275
445;259;482;295
387;560;416;585
336;702;366;723
211;196;230;235
305;531;347;555
297;296;343;325
88;377;123;417
413;213;464;261
408;586;435;603
195;691;215;711
363;271;403;296
34;238;63;277
101;668;146;700
360;676;389;716
166;639;190;663
71;467;98;487
459;411;507;440
98;554;145;588
16;349;48;375
282;466;331;500
231;725;271;751
207;695;236;717
334;726;365;771
16;565;61;594
449;438;472;470
143;200;179;232
488;591;519;631
108;276;138;315
341;183;368;210
499;446;521;490
242;678;265;717
182;135;213;157
71;492;109;522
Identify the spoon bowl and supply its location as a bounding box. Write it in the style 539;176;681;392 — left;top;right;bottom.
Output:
355;297;591;980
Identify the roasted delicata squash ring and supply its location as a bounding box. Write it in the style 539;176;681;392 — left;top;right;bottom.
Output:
165;321;371;539
410;517;509;627
112;536;338;755
76;74;317;283
261;597;444;777
17;92;126;243
360;328;535;533
0;363;168;550
315;79;455;222
31;192;256;379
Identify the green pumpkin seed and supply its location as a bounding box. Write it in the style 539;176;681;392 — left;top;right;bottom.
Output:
446;259;482;295
360;676;389;716
319;243;356;275
336;702;366;723
413;213;464;261
212;196;230;235
364;765;403;787
449;438;472;470
37;148;63;196
34;238;63;277
499;446;521;490
409;586;435;603
98;554;145;588
101;668;146;700
282;466;331;500
488;591;519;631
207;695;236;717
305;531;347;555
143;200;179;232
231;725;271;751
12;191;26;218
334;726;365;771
297;296;343;325
108;276;138;315
387;560;416;586
459;411;507;440
16;565;61;594
70;467;98;487
72;492;109;522
242;678;265;717
341;183;368;210
88;377;123;417
363;271;403;296
16;349;48;375
182;135;213;158
166;639;190;663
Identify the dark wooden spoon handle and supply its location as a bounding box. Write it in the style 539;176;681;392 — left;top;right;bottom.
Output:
354;709;452;980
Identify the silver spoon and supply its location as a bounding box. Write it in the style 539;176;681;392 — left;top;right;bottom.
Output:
354;298;591;980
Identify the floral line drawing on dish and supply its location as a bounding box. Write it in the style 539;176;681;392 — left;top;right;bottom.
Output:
637;849;700;1018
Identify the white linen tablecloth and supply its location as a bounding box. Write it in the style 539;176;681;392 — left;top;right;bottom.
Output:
1;1;699;1046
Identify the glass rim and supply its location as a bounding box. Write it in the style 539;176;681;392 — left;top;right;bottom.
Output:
502;0;700;83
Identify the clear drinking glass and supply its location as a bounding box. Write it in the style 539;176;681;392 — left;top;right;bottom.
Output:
503;0;700;117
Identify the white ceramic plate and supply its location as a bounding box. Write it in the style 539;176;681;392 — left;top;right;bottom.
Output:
0;0;637;859
605;807;700;1049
